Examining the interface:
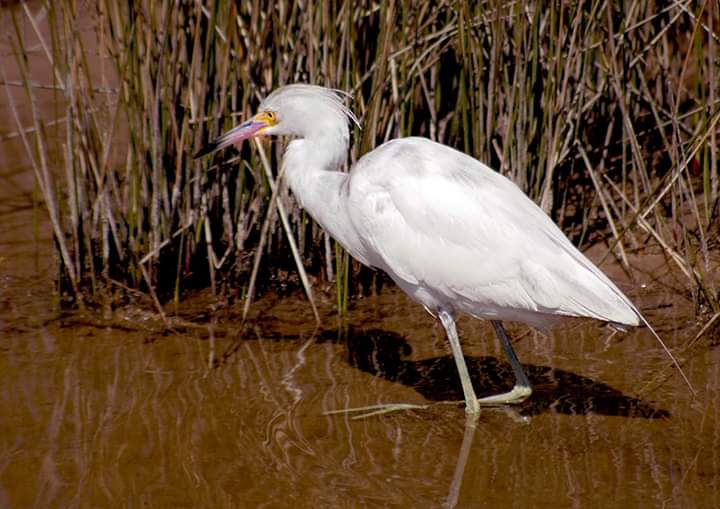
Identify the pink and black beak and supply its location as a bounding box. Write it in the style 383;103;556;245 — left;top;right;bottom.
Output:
194;111;277;158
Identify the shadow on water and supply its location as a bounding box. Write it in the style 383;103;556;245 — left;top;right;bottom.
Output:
318;327;670;419
215;322;670;419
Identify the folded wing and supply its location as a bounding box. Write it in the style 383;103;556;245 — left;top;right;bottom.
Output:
347;137;638;326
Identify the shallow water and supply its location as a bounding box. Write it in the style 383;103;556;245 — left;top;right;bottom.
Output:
2;4;719;507
1;274;719;508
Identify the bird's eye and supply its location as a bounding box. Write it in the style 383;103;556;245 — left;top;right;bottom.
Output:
266;111;276;121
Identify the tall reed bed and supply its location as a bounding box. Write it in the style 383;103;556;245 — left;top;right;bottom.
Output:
4;0;719;318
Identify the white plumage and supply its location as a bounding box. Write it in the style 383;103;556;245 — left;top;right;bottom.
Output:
346;137;639;329
197;84;687;416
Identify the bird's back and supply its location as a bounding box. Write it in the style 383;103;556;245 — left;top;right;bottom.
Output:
346;137;639;328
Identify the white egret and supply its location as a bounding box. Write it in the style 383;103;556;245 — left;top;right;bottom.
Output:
196;84;690;415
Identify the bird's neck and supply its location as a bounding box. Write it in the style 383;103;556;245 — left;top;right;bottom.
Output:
283;136;347;190
281;137;367;263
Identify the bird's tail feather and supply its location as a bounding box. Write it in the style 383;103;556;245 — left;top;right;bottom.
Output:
627;303;695;394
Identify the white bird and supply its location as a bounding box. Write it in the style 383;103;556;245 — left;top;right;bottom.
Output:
196;84;690;416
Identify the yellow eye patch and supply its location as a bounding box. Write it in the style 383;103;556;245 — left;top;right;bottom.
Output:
255;110;278;126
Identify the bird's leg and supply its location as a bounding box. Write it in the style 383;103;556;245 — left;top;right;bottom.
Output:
323;309;477;419
476;321;532;405
325;316;530;419
438;310;481;415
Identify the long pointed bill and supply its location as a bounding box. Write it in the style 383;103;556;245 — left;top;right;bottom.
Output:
194;112;275;158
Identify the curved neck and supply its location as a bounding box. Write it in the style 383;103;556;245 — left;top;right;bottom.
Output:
281;138;369;265
283;136;347;192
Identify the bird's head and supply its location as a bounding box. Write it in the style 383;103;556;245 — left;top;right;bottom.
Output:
194;84;359;158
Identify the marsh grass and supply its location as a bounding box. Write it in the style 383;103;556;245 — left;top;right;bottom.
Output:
3;0;719;322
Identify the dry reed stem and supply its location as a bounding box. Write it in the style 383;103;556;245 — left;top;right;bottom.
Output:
6;0;717;324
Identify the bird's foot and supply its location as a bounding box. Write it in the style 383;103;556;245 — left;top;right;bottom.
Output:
323;385;532;420
324;400;530;423
324;402;434;419
492;406;531;424
476;384;532;405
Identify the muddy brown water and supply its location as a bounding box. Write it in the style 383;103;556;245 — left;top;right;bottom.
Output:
2;5;720;508
2;268;719;507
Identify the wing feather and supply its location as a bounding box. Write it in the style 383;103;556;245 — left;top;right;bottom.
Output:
347;137;638;325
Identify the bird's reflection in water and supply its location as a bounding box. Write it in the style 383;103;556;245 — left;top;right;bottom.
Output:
318;327;669;419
